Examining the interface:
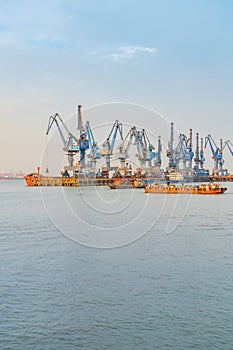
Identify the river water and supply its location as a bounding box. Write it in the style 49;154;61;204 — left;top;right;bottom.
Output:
1;180;233;349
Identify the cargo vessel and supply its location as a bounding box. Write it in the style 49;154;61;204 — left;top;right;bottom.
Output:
24;167;109;187
24;173;78;187
144;183;227;194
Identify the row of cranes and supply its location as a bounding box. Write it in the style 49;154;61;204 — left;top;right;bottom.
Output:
167;123;194;172
45;106;233;178
45;106;162;177
166;122;233;177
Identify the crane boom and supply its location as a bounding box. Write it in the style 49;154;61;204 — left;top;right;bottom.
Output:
223;140;233;156
205;134;228;175
46;113;75;147
102;120;123;169
85;121;101;169
46;113;79;169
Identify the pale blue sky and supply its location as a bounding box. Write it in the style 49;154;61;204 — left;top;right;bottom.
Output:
1;0;233;172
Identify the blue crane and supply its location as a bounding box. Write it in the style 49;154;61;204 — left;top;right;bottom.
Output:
85;121;101;170
205;135;227;176
118;127;156;171
118;126;137;168
77;105;89;170
167;123;194;173
46;113;79;169
193;133;209;178
172;133;187;171
187;129;194;169
134;129;155;169
141;129;156;168
223;140;233;156
180;129;194;170
102;120;123;169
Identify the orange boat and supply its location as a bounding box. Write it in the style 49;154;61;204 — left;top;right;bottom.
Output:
24;173;78;187
192;183;227;194
144;183;227;194
108;178;134;189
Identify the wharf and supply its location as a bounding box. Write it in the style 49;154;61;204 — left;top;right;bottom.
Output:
210;175;233;182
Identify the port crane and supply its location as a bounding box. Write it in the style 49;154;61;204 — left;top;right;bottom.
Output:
194;133;204;168
118;127;156;170
77;105;89;170
46;113;79;169
118;126;137;168
223;140;233;156
172;133;188;171
205;135;228;176
167;123;194;173
141;129;156;168
101;120;123;169
167;122;197;178
85;121;101;170
193;133;209;177
134;129;155;169
181;129;194;175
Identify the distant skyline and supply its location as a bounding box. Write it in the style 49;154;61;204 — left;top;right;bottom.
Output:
0;0;233;172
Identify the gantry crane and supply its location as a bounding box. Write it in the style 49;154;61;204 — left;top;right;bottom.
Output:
118;126;137;168
118;127;155;170
141;129;156;168
101;120;123;169
167;131;187;171
167;123;194;175
179;129;194;172
205;135;228;176
172;133;187;171
134;129;155;170
77;105;89;170
46;113;79;169
85;121;101;170
193;133;209;178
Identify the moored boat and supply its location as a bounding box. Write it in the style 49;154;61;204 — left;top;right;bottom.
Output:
192;183;227;194
24;173;78;186
108;178;134;189
144;183;193;194
144;183;227;194
133;179;147;188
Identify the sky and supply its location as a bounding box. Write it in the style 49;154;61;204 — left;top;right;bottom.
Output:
0;0;233;173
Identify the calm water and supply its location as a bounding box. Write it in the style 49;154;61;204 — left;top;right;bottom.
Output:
1;180;233;349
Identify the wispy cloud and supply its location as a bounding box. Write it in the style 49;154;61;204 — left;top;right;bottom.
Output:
104;46;157;62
